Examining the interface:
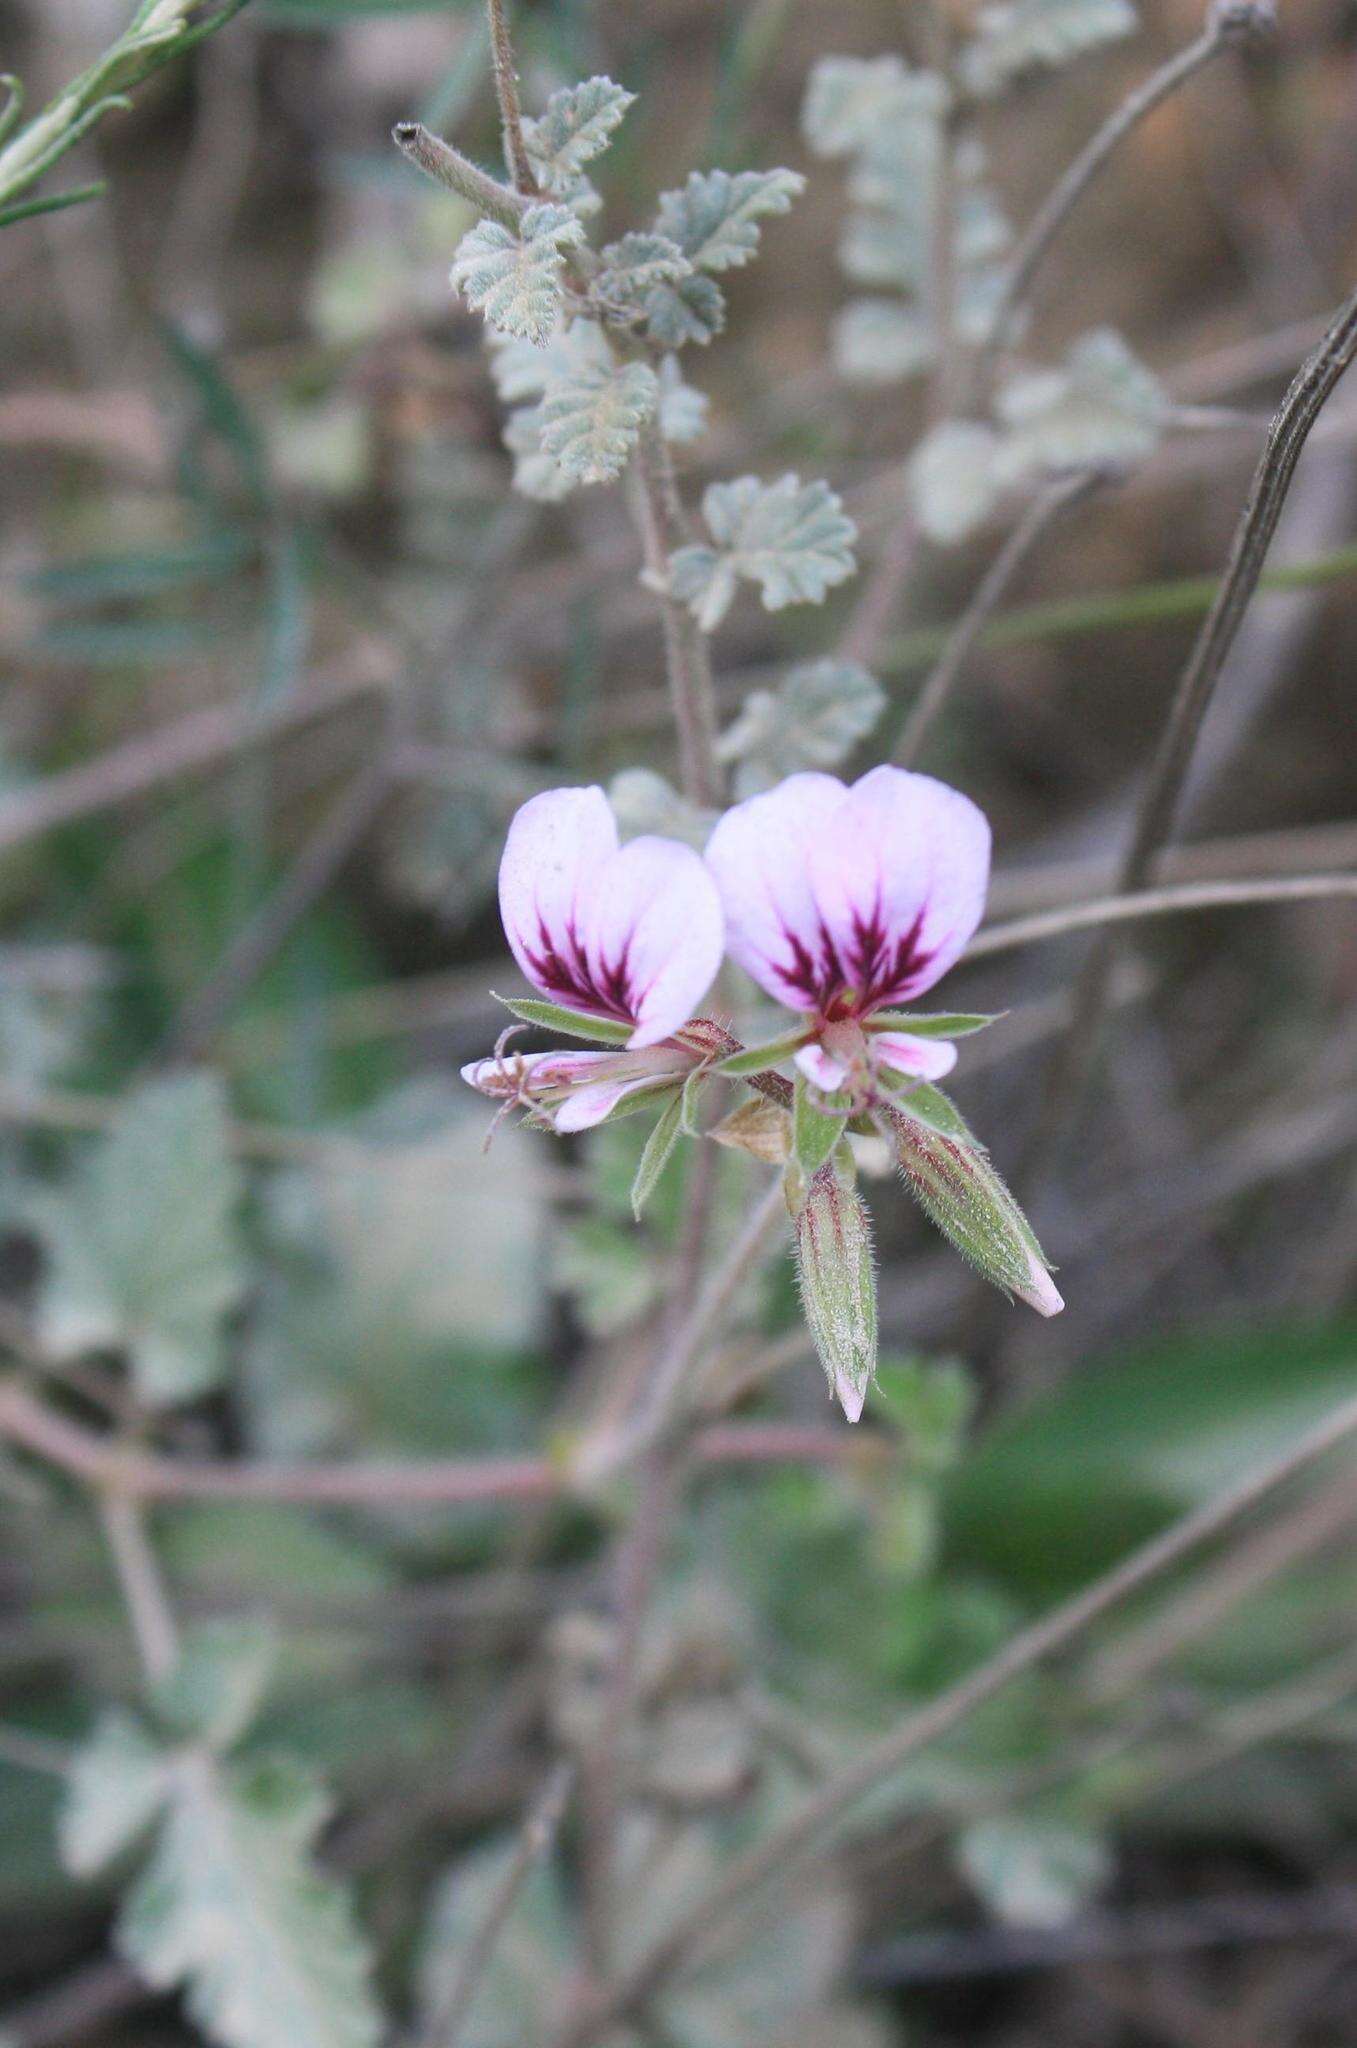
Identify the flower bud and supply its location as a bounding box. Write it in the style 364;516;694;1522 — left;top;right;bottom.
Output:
792;1157;878;1423
879;1095;1062;1316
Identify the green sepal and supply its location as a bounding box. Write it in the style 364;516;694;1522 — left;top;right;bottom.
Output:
793;1072;849;1179
679;1065;709;1136
493;992;633;1044
865;1010;1001;1037
715;1025;812;1076
631;1092;686;1220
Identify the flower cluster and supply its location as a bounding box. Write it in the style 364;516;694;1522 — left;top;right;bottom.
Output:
463;768;1061;1419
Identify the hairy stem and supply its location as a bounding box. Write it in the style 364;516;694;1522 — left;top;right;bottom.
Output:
485;0;536;194
392;121;527;231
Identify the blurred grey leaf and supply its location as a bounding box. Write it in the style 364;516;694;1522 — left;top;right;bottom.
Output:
961;0;1138;95
152;1618;279;1754
803;54;948;158
957;1814;1113;1927
719;660;885;795
667;475;858;631
31;1073;246;1406
120;1752;381;2048
907;420;1004;544
60;1710;168;1879
608;768;715;849
996;328;1167;478
417;1836;571;2048
834;298;935;384
656;354;710;443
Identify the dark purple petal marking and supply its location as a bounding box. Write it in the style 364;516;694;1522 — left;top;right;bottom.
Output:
772;894;933;1019
523;912;637;1023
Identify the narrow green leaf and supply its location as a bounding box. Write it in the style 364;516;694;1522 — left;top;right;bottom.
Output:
679;1065;708;1136
793;1072;848;1179
492;994;632;1044
630;1092;685;1220
866;1010;1001;1037
715;1026;811;1076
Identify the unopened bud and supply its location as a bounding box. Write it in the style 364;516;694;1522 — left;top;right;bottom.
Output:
879;1098;1061;1317
792;1158;878;1424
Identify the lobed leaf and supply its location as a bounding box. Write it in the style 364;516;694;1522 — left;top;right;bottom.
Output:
539;359;659;485
60;1711;169;1879
643;270;726;350
654;166;805;274
668;474;858;631
961;0;1138;96
450;203;586;345
718;659;885;795
522;76;635;191
996;328;1167;479
31;1072;246;1407
119;1753;382;2048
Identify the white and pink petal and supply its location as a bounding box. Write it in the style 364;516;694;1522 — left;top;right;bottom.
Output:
497;787;723;1043
870;1030;958;1083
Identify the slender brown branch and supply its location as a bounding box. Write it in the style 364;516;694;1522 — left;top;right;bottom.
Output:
554;1383;1357;2042
0;1381;873;1507
98;1490;178;1685
964;872;1357;961
579;1174;789;1479
0;664;385;856
1031;281;1357;1164
419;1761;576;2048
484;0;536;195
980;20;1232;374
894;472;1097;765
631;420;722;807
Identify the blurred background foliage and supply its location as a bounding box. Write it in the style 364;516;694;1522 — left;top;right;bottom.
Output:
3;0;1357;2044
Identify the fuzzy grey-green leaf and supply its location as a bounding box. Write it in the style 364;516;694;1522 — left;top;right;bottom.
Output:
669;474;858;630
450;204;586;345
996;328;1167;479
119;1752;381;2048
522;76;635;191
654;166;805;274
718;659;885;794
539;360;658;485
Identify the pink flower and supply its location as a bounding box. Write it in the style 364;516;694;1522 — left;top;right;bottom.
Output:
462;786;724;1132
499;786;724;1049
461;1043;701;1133
704;766;991;1098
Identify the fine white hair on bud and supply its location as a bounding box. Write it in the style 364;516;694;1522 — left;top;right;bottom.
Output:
791;1156;878;1423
